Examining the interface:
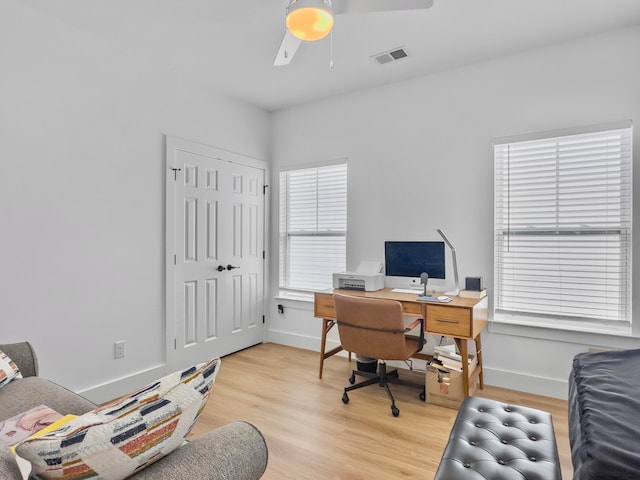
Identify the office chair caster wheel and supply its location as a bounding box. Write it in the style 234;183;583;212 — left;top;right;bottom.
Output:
349;373;356;384
419;389;426;401
391;405;400;417
342;392;349;404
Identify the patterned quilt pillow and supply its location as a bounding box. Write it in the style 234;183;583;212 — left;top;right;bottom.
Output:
16;358;220;480
0;349;23;388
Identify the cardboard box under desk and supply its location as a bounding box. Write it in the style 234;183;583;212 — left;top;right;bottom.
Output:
426;365;479;409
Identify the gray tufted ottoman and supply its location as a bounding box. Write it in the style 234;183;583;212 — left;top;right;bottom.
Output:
434;396;562;480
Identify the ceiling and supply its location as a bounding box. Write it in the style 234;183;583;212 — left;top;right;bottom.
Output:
15;0;640;112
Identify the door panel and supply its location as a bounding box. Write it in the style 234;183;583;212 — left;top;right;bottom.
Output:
166;137;266;369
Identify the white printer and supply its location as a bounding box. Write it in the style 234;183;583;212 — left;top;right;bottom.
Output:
332;261;384;292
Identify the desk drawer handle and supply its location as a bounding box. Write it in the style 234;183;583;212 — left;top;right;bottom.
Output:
436;318;459;324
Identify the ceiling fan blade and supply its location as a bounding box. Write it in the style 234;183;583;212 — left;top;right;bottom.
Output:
333;0;434;15
273;30;303;67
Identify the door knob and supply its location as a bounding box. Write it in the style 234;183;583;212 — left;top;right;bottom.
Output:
226;264;240;270
216;265;226;272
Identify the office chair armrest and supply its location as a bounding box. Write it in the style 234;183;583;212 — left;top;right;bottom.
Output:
404;318;422;332
405;318;425;346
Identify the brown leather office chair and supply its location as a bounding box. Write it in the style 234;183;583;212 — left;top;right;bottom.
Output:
334;294;426;417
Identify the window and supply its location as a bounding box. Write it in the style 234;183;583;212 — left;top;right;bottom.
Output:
279;162;347;292
494;123;632;330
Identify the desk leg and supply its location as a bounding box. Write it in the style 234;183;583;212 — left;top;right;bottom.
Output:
476;334;484;389
319;319;345;379
454;338;470;397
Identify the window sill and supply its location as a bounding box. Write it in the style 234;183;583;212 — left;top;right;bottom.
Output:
489;315;638;350
275;290;315;304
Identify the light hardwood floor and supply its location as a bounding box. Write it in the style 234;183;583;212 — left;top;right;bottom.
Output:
188;343;573;480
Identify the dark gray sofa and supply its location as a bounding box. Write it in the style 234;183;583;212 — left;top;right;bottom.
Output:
0;342;268;480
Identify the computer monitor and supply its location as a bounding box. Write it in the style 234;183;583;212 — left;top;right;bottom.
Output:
384;241;445;279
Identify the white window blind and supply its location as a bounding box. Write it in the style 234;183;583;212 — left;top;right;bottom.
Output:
494;125;632;327
279;162;347;291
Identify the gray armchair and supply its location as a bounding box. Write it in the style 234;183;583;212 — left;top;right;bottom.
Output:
0;342;268;480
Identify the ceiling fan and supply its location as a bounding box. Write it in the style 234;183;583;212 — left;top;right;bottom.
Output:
273;0;435;66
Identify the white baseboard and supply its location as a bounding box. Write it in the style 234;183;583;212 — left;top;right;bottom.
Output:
483;367;568;400
80;330;323;404
267;329;569;400
267;329;323;352
77;364;167;404
74;336;567;406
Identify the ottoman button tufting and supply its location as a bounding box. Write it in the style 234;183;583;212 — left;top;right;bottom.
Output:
434;397;561;480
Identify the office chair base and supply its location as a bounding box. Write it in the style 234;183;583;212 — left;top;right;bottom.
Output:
342;364;423;417
349;370;396;384
341;390;400;416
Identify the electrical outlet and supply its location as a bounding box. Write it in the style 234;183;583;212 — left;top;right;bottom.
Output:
114;341;126;359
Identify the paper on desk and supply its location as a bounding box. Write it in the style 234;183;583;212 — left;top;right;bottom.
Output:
356;261;382;274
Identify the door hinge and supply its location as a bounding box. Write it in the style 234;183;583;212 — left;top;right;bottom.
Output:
263;184;269;195
262;315;265;324
174;338;177;349
262;250;265;260
174;254;177;265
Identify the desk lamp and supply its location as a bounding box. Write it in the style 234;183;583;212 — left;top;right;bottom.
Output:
437;229;460;296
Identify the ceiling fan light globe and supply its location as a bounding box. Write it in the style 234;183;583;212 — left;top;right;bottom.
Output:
286;2;334;41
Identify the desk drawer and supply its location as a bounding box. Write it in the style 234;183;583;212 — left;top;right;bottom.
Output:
314;292;423;318
399;301;422;316
314;294;336;318
427;305;471;337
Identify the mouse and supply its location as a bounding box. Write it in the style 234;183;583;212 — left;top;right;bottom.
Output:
437;295;450;301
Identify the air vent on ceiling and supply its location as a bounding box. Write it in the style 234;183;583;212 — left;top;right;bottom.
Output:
372;47;408;65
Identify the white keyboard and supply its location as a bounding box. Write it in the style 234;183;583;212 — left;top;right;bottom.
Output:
391;288;423;294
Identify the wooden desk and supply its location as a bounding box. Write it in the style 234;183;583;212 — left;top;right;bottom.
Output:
314;288;488;397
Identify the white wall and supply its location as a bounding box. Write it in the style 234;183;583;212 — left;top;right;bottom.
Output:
2;3;638;403
269;26;640;399
0;3;270;402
